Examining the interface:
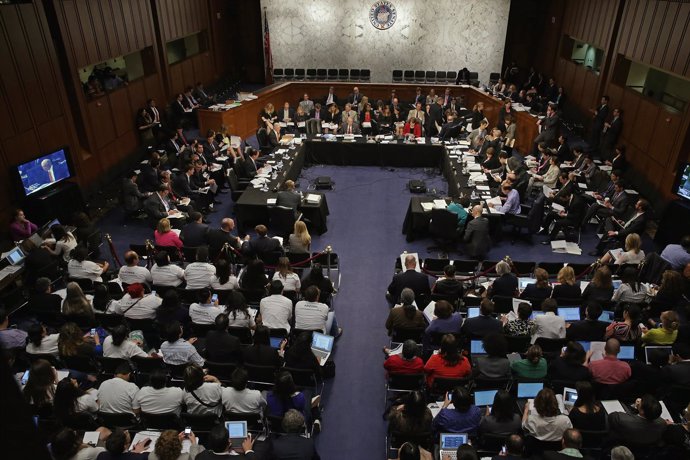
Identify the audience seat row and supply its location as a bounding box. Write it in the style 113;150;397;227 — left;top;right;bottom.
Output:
273;68;370;82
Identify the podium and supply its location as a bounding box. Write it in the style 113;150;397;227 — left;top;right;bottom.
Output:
22;181;85;225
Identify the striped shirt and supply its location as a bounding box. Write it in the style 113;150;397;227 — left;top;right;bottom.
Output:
160;338;204;366
294;300;329;333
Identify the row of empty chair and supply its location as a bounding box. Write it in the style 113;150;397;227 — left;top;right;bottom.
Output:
391;70;489;86
273;68;370;82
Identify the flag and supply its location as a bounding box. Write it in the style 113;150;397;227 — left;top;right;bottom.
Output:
263;8;273;84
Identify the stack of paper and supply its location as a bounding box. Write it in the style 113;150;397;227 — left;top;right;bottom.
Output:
550;240;582;255
433;199;447;209
266;198;277;205
420;202;434;212
399;252;421;272
306;194;321;204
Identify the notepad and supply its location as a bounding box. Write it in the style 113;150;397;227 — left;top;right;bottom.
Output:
82;431;100;446
306;194;321;204
266;198;277;205
433;199;447;209
421;202;434;212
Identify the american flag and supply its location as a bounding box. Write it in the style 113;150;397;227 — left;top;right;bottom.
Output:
263;9;273;84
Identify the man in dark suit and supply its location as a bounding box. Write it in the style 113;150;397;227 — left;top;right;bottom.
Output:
145;98;164;134
586;181;629;230
589;95;609;149
426;98;444;136
122;171;149;214
267;122;281;147
323;86;339;107
600;108;622;159
278;102;295;124
566;303;608;341
309;103;326;121
555;135;573;162
276;180;301;217
139;157;161;193
386;254;431;303
241;224;283;259
172;93;192;126
542;192;586;242
461;298;502;337
339;117;360;135
591;198;649;256
412;87;426;107
143;187;177;222
438;113;463;141
608;394;667;448
463;205;491;260
533;103;560;153
164;131;185;160
543;429;592;460
271;409;320;460
347;86;363;106
207;218;241;259
242;149;261;179
27;277;62;314
661;345;690;386
179;211;208;247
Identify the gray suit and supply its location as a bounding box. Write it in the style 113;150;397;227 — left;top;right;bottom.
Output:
339;122;361;135
122;179;146;213
276;190;301;215
463;216;491;259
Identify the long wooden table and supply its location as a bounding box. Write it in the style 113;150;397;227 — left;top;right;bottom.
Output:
198;82;539;155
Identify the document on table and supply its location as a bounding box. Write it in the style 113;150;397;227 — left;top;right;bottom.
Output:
421;202;434;212
433;199;447;209
230;136;242;148
476;185;490;191
266;198;277;205
400;252;421;272
468;164;482;171
306;194;321;204
486;196;502;207
297;121;306;128
542;185;554;196
578;182;587;189
167;211;184;219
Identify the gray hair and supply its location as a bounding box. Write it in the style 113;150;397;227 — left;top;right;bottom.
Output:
282;409;305;433
496;260;511;276
610;446;634;460
400;288;415;306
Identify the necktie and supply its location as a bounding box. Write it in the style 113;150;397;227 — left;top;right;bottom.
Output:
152;107;159;121
348;125;352;134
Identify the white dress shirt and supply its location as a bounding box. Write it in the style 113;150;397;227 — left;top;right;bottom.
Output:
260;295;293;332
531;311;566;343
97;377;139;414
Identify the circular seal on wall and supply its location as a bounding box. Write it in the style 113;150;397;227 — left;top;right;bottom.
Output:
369;1;397;30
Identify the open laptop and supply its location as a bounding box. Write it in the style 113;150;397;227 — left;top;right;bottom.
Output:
467;307;480;318
618;345;635;361
558;307;581;322
518;277;532;290
474;389;498;408
5;246;25;266
439;432;468;460
598;310;615;323
311;332;334;366
612;279;623;290
517;382;543;412
470;340;486;356
529;310;545;320
644;346;673;365
563;387;578;408
269;336;283;349
224;421;248;447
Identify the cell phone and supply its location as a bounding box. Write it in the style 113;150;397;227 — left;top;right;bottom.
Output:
501;445;507;455
211;293;218;303
90;328;97;336
151;290;156;297
21;370;30;385
184;427;191;437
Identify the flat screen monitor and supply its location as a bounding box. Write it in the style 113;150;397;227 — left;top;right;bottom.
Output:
673;163;690;201
15;147;73;197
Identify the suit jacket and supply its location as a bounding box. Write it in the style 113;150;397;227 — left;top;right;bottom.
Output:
563;194;586;226
618;212;647;239
122;179;146;212
608;412;667;446
593;104;609;127
145;106;162;124
461;315;502;337
541;113;560;141
204;330;242;363
268;130;280;147
608;191;630;217
309;108;326;120
602;117;622;146
139;165;161;193
438;121;462;140
172;173;194;197
180;221;209;247
243;157;259;179
278;108;295;123
323;93;339;106
144;193;173;220
347;92;363;106
427;103;444;133
276;190;301;211
463;216;491;258
207;228;240;258
339;122;360;135
387;269;431;302
271;434;320;460
242;236;282;259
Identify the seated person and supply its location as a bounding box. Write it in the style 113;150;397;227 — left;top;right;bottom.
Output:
599;233;645;265
479;390;522;435
473;333;511;379
387;254;431;303
432;386;482;435
591;199;649;257
118;251;152;285
641;310;679;345
519;268;553;302
487;260;518;297
566;303;608;342
221;367;266;415
487;182;521;215
241;224;283;260
204;313;242;363
548;341;591;382
184;247;216;290
27;277;63;314
551;266;581;301
183;364;223;416
581;266;614;306
133;368;184;415
26;323;60;356
522;388;573;442
424;334;472;387
586;338;631;385
403;117;422;138
461;298;502;338
568;381;606;431
386;288;426;336
425;300;463;343
502;302;534;337
531;298;566;344
260;280;293;332
542;429;589;460
431;264;464;298
608;394;668;448
97;363;139;415
605;303;643;342
108;283;161;320
383;340;424;376
271;409;321;459
67;246;109;282
159;321;204;367
154;217;183;249
242;326;282;367
387;390;432;438
611;266;649;304
103;324;148;359
511;344;547;379
188;288;225;325
295;285;342;337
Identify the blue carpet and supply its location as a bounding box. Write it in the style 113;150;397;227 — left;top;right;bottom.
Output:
95;161;653;459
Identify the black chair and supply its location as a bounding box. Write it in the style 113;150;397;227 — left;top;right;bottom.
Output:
350;69;361;81
224;411;264;432
422;258;450;274
473;377;512;391
491;295;513;314
27;352;63;368
388;430;433;451
61;412;99;430
227;327;253;344
390;328;425;344
238;288;266;305
244;363;278;388
327;69;338;80
191;322;215;338
447;71;457;83
256;128;272;155
182;413;222;434
268;328;288;338
453;260;479;275
272;68;284;80
436;71;447;83
524;436;562;458
430;377;472;397
386;373;425;399
61;355;101;374
536;262;565;276
98;357;128;380
305;68;317;80
98;411;139;430
283;367;320;393
338;69;349;81
181;246;201;263
392;70;403;82
504;203;544;244
468;71;479;86
140;412;182;430
69;277;96;293
489;72;500;84
428;209;461;255
534;337;568;355
131;356;166;386
294;68;305;80
268;206;298;240
360;69;370;81
283;68;294;80
316;68;327;80
204;361;237;383
403;70;414;82
505;335;531;354
414;70;425;82
425;71;436;82
508;261;537;276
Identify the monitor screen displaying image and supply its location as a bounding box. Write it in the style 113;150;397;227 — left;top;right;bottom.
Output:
15;147;73;197
673;163;690;201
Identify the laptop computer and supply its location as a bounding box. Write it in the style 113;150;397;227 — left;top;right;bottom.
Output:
618;345;635;360
224;421;248;447
577;341;591;352
598;310;615;323
470;340;486;355
612;279;623;290
518;277;533;290
558;307;581;322
517;382;544;412
563;387;578;408
467;307;480;318
474;389;498;408
5;247;25;266
644;346;673;365
529;310;545;320
311;332;334;366
439;432;468;460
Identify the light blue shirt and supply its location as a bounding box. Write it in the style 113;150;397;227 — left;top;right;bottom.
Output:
447;203;468;227
498;189;521;215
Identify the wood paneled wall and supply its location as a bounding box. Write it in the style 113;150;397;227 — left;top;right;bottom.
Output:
0;2;79;223
562;0;620;49
156;0;209;42
617;0;690;78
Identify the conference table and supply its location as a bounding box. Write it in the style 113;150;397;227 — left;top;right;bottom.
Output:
234;135;463;234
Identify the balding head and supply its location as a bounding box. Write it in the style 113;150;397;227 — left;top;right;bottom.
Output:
221;218;234;231
124;251;139;266
562;429;582;450
404;255;417;270
605;338;621;356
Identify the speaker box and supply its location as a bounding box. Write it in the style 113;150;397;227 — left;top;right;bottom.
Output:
408;179;427;193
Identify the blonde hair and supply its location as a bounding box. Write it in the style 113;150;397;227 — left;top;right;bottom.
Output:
264;103;274;113
62;282;93;318
661;310;680;331
624;233;642;254
157;218;171;234
557;266;576;286
293;221;311;248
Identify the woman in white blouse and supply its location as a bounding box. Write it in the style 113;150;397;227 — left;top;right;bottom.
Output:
54;377;98;421
226;291;256;329
42;225;77;262
102;324;148;359
522;388;572;441
211;259;238;291
26;323;60;356
599;233;645;265
182;364;223;416
272;257;301;293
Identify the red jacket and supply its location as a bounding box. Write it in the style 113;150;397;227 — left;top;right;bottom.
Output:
384;355;424;376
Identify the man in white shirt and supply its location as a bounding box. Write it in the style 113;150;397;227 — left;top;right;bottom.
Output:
189;289;225;324
150;251;186;287
133;368;184;415
221;368;266;414
184;247;216;289
260;281;293;332
295;286;342;336
108;283;162;319
531;298;566;344
97;363;139;414
118;251;152;285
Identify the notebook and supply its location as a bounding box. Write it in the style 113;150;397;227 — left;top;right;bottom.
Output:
439;432;468;460
311;332;334;365
225;421;248;447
